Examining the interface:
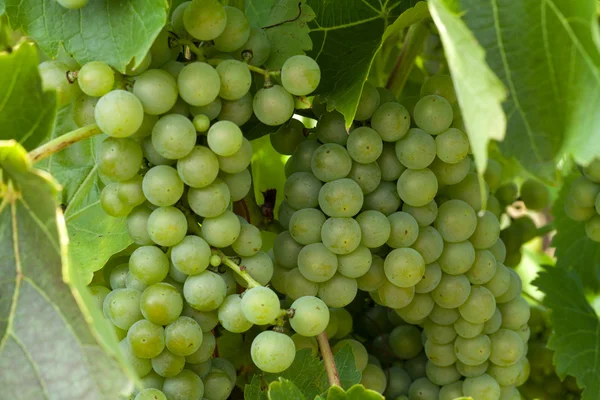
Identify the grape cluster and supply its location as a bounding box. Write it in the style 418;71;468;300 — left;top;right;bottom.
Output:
269;75;531;399
563;160;600;242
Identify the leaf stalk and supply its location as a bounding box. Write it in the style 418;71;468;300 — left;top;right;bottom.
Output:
28;124;102;164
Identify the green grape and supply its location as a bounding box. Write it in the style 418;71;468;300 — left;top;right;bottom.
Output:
285;268;319;299
289;208;326;245
360;364;387;394
454;317;484;339
355;210;391;248
487;358;525;386
117;176;145;207
147;206;187;247
213;6;250;51
425;361;460;385
164;316;203;357
519;178;549;210
383;366;412;397
89;285;111;310
270;119;305;155
470;211;501;249
202;369;234;400
176;146;219;189
564;193;596;221
73;95;99;127
454;334;491;366
201;210;242;247
98;137;142;181
376;87;396;104
363;181;401;215
318;273;358;308
220;168;251;201
423;320;456;345
430;156;471;186
415;262;442;293
126;270;149;291
466;250;497;285
177;62;220;106
408;377;440;399
411;227;444;265
192;114;210;132
402;201;438;228
318;178;364;217
586;215;600;242
100;183;133;217
182;303;219;332
150;28;179;69
126;52;152;76
171;236;211;276
383;248;425;287
215;60;251;100
165;94;190;116
332;339;368;371
218;92;254;126
449;172;490;212
438;241;475;275
338;245;372;278
38;61;81;107
183;0;226;40
495;268;522;303
183;271;227;312
171;2;190;37
463;373;501;400
435;199;477;243
377;279;415;309
424;339;456;367
251;331;296;373
498;296;529;330
161;369;204;400
396;292;435;322
386;212;419;248
240;286;280;325
395;128;436;169
141;283;184;326
109;263;129;289
289;296;329;336
281;55;321;96
348;161;381;194
487;195;503;220
273;230;303;269
311;143;352;182
142;165;183;206
151;114;196;160
584;158;600;182
119;338;153;377
495;182;518;206
129;246;169;285
253;85;294;126
186;331;216;364
218;294;253;333
271;264;289;294
456;360;488;378
132;69;178;115
284;172;323;209
103;288;143;330
354;82;380;121
346;127;383;164
431;273;471;308
371;102;410;142
420;75;456;103
95;90;144;137
142;137;175;166
413;95;453;135
438;381;463;400
234;27;271;66
483;159;502;192
217;137;253;173
235;252;274;288
168;263;188;284
356;254;386;291
78;61;114;97
332;308;353;338
316;111;349;145
190;98;222;121
291;139;321;172
128;319;166;359
152;348;185;378
187;178;230;218
484;263;511;298
498;385;520;400
321;217;362;255
231;223;262;256
377;142;406;182
435;128;469;164
297;243;338;283
483;308;502;335
397;168;438;207
135;388;166;400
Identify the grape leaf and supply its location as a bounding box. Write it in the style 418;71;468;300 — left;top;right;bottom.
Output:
0;41;57;150
316;384;384;400
245;374;269;400
551;174;600;290
533;267;600;400
307;0;426;126
458;0;600;182
268;378;306;400
429;0;507;175
0;140;134;399
251;133;288;216
4;0;168;73
245;0;316;70
331;344;362;390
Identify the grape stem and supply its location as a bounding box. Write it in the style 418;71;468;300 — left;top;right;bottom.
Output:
535;222;555;237
317;331;341;387
214;249;262;288
386;20;428;94
28;124;102;164
205;57;280;80
175;38;204;59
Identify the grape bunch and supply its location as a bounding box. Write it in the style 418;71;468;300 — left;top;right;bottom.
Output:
563;160;600;242
268;75;532;399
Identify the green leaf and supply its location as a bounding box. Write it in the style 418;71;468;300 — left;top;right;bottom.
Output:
458;0;600;181
317;384;385;400
551;174;600;290
308;0;425;126
331;344;362;389
4;0;169;73
0;140;134;399
268;378;307;400
0;41;57;150
267;349;328;399
429;0;507;175
246;0;316;70
244;373;269;400
534;267;600;400
251;133;288;216
383;1;429;40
